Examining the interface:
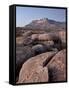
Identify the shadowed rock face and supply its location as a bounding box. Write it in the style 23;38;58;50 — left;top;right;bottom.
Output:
32;44;48;55
16;46;35;78
32;44;57;55
32;44;44;55
47;49;66;82
18;51;56;83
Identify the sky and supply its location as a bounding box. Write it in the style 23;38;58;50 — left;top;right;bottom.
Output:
16;6;66;27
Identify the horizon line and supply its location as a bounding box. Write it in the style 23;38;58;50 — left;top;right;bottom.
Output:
16;17;66;27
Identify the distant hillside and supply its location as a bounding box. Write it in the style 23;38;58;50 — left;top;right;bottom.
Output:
23;18;66;30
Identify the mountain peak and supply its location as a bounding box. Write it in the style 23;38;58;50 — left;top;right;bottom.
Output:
24;18;65;30
41;18;48;20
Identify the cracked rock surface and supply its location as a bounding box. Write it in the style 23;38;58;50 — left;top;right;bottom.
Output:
18;51;56;83
47;49;66;82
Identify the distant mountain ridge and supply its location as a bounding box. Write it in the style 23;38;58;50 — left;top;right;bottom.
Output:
23;18;65;30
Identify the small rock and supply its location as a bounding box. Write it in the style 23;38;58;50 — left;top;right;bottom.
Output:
16;36;24;45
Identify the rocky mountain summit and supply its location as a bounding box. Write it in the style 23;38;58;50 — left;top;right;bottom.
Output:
24;18;65;30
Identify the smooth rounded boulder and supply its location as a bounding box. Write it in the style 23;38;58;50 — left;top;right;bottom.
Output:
18;51;56;83
32;44;45;55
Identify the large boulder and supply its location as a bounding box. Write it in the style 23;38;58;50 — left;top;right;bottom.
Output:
38;34;51;41
31;34;38;40
18;51;56;83
31;34;51;41
32;44;46;55
47;49;66;82
32;44;56;55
